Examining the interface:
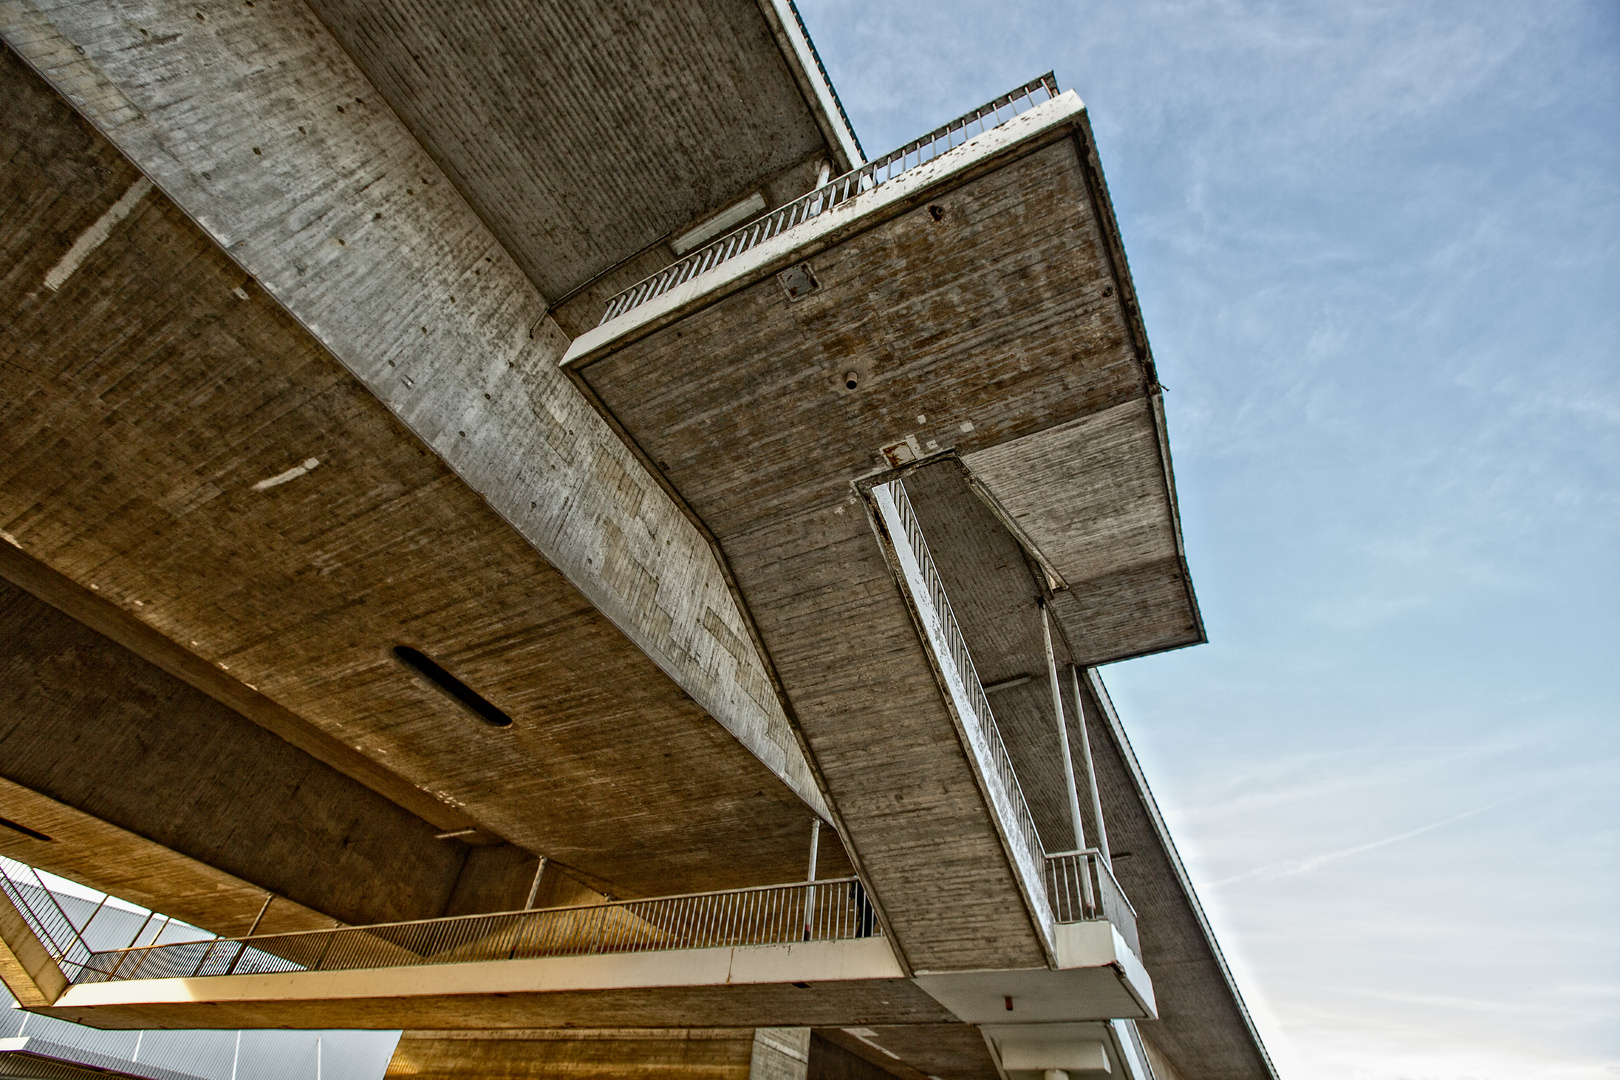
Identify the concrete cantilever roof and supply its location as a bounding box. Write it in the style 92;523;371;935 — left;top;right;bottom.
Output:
0;0;871;836
0;20;857;919
1;1;1275;1074
559;89;1270;1078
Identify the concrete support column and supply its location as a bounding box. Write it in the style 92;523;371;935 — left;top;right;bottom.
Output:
749;1028;810;1080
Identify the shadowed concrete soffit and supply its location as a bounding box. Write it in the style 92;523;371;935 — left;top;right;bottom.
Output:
305;0;850;319
0;44;851;903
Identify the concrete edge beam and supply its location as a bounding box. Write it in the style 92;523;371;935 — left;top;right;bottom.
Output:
562;91;1088;369
0;0;827;821
0;885;66;1007
50;937;906;1012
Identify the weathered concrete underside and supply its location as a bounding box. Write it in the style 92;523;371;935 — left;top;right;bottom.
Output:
381;1026;1004;1080
0;579;465;926
385;1028;762;1080
564;97;1197;973
0;2;1274;1075
901;464;1274;1080
0;45;852;911
300;0;856;336
0;0;832;833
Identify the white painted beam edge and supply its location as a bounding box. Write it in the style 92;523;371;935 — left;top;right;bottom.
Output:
50;937;905;1009
563;91;1086;369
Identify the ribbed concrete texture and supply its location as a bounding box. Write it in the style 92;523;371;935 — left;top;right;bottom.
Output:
0;40;852;904
749;1028;810;1080
0;0;829;836
385;1029;758;1080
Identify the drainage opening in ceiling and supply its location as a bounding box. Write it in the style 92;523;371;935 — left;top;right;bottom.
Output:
0;814;53;842
392;646;513;728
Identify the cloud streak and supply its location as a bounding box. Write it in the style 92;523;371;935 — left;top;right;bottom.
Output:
1203;799;1513;889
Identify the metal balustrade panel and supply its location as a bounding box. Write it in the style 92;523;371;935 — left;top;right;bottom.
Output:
1043;850;1140;959
71;878;876;984
875;481;1049;872
598;74;1061;324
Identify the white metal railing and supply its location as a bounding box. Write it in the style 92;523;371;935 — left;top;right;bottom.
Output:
873;481;1050;903
71;877;877;984
599;73;1061;324
1044;849;1139;957
0;855;105;980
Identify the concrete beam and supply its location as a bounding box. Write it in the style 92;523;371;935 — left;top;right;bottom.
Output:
0;579;469;926
0;883;66;1007
0;38;851;900
0;534;488;840
301;0;839;304
811;1027;999;1080
0;0;826;825
387;1028;760;1080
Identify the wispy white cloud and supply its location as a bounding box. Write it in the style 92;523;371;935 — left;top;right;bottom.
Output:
804;1;1620;1075
1203;800;1511;889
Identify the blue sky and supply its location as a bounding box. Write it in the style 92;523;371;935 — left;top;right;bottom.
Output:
799;1;1619;1076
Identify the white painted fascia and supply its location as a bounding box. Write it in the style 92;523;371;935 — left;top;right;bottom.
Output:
50;936;904;1010
756;0;864;170
1053;921;1156;1019
563;90;1088;371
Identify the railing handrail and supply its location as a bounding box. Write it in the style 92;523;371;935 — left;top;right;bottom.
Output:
72;876;881;983
879;480;1048;873
862;72;1058;178
94;876;862;955
598;73;1061;325
1043;849;1138;921
0;856;96;966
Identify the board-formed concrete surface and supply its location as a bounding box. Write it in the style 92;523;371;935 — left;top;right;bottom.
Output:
385;1028;761;1080
0;5;1275;1076
563;94;1196;973
0;42;853;904
0;0;833;839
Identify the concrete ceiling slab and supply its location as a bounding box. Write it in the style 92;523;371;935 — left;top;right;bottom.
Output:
0;46;846;901
306;0;841;305
0;0;827;834
963;397;1202;664
386;1028;759;1080
0;580;466;926
818;1025;1002;1080
564;100;1195;969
